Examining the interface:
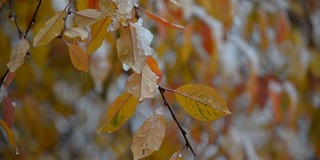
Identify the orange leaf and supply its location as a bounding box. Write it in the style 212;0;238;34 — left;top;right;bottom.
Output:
146;56;163;83
77;0;99;10
66;42;88;72
142;9;185;30
0;120;15;146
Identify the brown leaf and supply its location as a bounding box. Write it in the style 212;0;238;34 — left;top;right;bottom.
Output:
66;42;88;72
33;11;66;47
131;111;166;160
126;64;158;102
7;38;30;72
117;18;153;73
2;96;15;128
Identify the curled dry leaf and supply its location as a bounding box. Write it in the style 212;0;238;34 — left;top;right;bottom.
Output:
74;9;101;27
142;9;185;30
87;17;112;54
7;38;30;72
64;27;89;40
131;112;166;160
66;42;88;72
33;11;66;47
97;92;139;132
126;64;159;102
117;18;153;73
174;84;231;121
146;56;163;83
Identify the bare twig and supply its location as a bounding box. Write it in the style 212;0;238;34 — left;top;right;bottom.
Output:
0;0;43;88
158;86;198;160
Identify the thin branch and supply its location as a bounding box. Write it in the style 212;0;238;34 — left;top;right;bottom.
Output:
0;0;43;88
158;86;198;160
24;0;43;39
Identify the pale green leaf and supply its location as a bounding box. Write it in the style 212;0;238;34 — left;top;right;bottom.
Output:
97;91;139;132
175;84;231;121
33;11;66;47
131;111;165;160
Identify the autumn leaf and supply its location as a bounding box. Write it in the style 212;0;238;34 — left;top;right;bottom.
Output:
87;17;112;54
65;42;88;72
77;0;99;10
2;96;15;128
146;56;163;83
96;91;139;132
141;8;185;30
98;0;117;17
174;84;231;121
74;9;101;27
117;18;153;73
0;120;15;146
126;65;159;101
131;110;166;160
63;27;89;40
7;38;30;72
33;11;66;47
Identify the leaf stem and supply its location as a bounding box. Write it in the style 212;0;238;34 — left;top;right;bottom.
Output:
158;86;198;159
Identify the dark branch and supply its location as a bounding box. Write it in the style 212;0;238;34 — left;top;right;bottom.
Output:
158;86;198;160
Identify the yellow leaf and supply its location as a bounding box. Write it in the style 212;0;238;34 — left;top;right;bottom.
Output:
66;42;88;72
7;38;30;72
117;18;153;73
63;27;89;40
174;84;231;121
74;9;101;27
77;0;99;10
96;91;139;132
131;111;166;160
98;0;117;17
0;120;15;146
126;65;158;102
33;11;66;47
87;17;112;54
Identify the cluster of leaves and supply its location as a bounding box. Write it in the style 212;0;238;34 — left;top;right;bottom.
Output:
0;0;231;159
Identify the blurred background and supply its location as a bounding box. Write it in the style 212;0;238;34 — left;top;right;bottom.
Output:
0;0;320;159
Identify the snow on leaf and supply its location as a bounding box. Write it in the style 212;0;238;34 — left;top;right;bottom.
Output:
33;10;66;47
126;64;158;102
169;152;182;160
142;8;185;30
113;0;139;24
66;42;88;72
74;9;101;27
87;17;112;54
98;0;117;17
96;91;139;132
2;96;15;128
146;56;163;83
63;27;89;40
174;84;231;121
131;112;165;160
117;18;153;73
7;38;30;72
0;120;15;146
